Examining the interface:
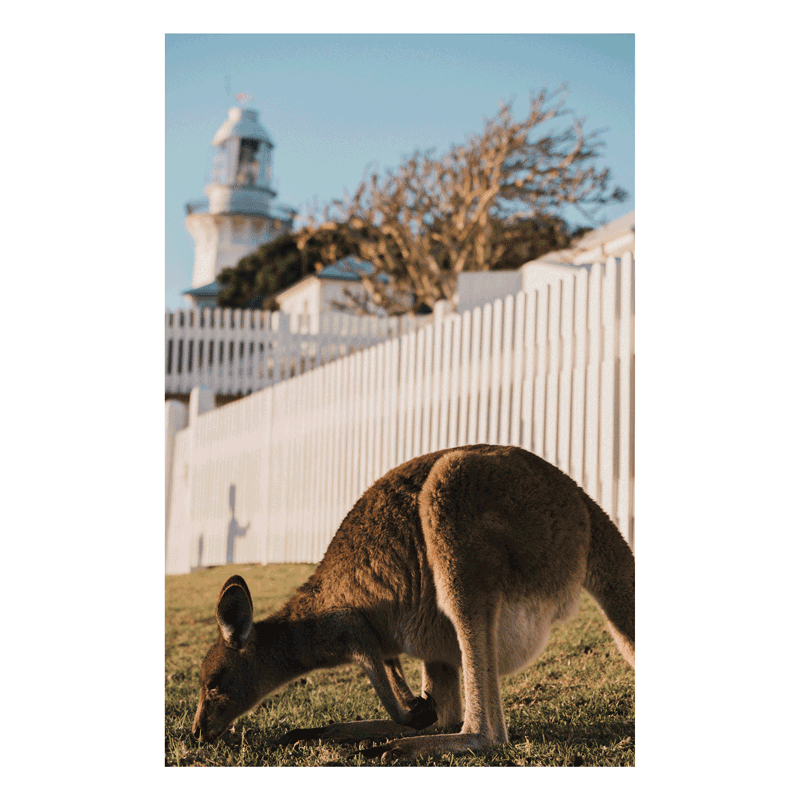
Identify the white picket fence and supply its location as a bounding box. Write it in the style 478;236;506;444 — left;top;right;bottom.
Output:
165;253;634;574
165;307;427;397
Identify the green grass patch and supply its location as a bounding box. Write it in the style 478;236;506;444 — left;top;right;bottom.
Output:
165;563;634;767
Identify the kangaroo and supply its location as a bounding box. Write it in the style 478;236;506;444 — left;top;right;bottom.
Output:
192;444;634;761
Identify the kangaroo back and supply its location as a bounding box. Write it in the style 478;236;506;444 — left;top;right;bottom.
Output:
581;495;635;667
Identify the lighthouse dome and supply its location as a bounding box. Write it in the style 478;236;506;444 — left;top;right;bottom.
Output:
212;107;273;148
204;105;276;214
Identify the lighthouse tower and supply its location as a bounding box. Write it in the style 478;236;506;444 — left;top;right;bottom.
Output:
184;102;295;306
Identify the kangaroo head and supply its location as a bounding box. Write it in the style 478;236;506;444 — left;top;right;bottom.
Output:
192;575;262;744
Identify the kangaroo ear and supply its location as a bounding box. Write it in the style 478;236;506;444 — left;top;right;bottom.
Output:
216;576;254;649
218;574;253;609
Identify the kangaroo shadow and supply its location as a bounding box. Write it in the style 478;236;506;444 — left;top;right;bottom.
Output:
226;484;250;564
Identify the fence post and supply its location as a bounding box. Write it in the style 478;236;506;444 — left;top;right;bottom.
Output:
165;400;187;566
189;385;216;419
187;386;215;569
433;299;449;323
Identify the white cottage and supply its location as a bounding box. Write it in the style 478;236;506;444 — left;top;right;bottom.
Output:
273;256;389;333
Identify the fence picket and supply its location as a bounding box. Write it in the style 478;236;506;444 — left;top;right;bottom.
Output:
477;302;492;444
355;350;367;496
385;338;399;474
618;252;634;547
600;257;619;523
558;276;575;475
510;292;526;448
398;332;413;464
438;316;452;450
533;287;549;457
412;331;425;458
285;376;300;560
545;281;561;465
521;290;536;453
456;310;470;447
499;294;514;446
584;264;602;500
447;314;461;448
571;270;588;489
421;325;434;455
366;346;378;486
272;380;289;561
328;358;342;535
310;366;325;558
488;297;504;444
467;307;481;445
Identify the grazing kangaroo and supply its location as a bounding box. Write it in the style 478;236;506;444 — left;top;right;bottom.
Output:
192;445;634;761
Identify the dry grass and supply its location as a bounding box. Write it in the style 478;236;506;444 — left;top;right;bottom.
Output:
165;563;634;767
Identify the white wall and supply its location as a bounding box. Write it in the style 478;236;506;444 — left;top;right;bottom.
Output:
185;214;276;288
275;278;321;333
521;260;587;292
456;270;522;312
320;279;387;318
276;277;388;332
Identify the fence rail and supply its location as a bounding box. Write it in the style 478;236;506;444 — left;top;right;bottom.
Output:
166;253;634;574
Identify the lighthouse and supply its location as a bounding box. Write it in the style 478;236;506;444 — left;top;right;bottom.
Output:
183;102;295;307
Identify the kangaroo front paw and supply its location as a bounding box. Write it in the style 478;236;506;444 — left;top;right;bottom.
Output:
405;692;437;730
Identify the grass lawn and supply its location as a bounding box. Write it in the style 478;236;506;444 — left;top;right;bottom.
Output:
165;563;634;767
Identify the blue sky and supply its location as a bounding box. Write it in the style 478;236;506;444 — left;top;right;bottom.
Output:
166;34;634;308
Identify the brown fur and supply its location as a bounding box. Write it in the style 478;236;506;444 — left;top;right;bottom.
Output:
192;445;634;760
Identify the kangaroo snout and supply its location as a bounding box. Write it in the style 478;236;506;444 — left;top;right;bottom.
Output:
192;715;221;745
192;700;219;744
191;709;204;742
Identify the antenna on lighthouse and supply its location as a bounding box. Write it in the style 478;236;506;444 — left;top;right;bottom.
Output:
235;92;253;107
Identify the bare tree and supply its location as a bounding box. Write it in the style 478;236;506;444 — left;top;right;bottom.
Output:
297;86;627;315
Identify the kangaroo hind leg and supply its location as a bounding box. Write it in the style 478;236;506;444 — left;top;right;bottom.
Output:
360;591;507;761
362;453;512;760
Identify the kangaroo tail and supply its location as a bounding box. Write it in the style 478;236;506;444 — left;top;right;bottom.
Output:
582;496;635;668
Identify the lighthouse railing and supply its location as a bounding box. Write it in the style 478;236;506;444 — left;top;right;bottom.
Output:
184;200;209;215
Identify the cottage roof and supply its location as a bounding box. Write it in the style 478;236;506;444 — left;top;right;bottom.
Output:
317;256;376;281
183;281;220;298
